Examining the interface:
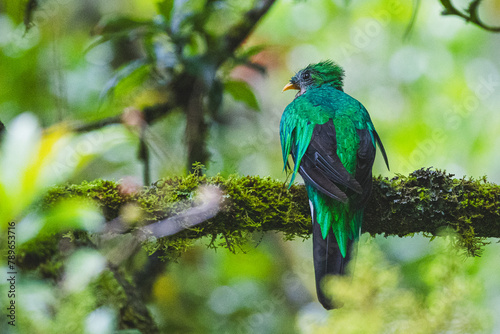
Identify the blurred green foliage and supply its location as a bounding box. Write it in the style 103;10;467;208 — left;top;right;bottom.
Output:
1;0;500;333
311;234;492;333
0;114;107;334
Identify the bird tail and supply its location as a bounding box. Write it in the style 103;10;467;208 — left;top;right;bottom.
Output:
312;218;354;310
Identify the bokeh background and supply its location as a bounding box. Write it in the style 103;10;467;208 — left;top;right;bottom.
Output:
1;0;500;333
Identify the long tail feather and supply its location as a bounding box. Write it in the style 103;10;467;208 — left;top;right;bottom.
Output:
312;218;354;309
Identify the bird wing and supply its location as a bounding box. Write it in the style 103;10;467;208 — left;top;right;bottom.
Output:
298;119;363;203
352;128;377;209
280;86;387;201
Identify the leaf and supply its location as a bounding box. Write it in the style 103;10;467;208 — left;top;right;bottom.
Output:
403;0;421;40
100;60;152;100
236;44;266;58
233;45;267;75
156;0;175;22
40;200;104;236
88;16;162;52
184;32;207;57
224;80;260;111
93;16;154;36
3;0;31;25
0;114;88;225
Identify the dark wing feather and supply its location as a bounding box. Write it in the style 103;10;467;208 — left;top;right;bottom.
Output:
296;120;362;203
352;128;376;209
299;164;348;202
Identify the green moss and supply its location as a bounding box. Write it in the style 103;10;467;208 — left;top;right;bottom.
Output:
369;168;500;255
45;180;130;220
17;234;62;279
31;167;500;262
93;269;128;308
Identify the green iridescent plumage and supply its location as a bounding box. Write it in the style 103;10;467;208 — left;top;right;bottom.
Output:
280;65;384;255
280;60;388;309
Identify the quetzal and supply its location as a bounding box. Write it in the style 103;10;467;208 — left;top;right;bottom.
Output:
280;60;389;309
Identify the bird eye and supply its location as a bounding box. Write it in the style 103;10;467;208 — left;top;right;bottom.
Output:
302;72;311;80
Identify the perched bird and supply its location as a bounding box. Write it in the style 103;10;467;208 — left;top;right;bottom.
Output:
280;60;389;309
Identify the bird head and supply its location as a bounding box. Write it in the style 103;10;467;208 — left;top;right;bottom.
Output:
283;60;345;97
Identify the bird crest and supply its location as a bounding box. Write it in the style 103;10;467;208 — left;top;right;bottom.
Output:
283;60;345;96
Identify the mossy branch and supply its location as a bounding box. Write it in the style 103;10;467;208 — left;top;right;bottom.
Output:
19;168;499;334
45;168;500;258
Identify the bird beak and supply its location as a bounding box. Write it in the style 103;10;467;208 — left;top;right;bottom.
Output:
282;82;299;92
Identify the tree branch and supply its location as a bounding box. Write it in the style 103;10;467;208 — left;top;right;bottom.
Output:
108;264;160;334
216;0;276;66
71;103;173;133
46;168;500;257
440;0;500;32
